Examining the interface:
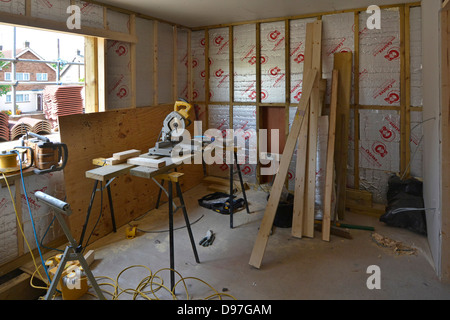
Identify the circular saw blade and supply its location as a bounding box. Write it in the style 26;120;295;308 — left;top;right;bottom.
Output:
168;116;185;132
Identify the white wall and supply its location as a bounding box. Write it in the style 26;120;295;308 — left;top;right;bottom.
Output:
422;0;442;277
0;90;39;114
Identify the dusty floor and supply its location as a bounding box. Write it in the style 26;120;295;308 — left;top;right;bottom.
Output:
82;183;450;300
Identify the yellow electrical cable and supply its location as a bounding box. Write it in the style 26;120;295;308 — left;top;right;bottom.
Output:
82;264;236;301
2;172;49;289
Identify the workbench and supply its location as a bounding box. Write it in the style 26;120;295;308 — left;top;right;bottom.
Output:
85;153;198;291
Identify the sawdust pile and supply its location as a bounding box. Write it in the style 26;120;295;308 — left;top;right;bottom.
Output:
371;232;417;256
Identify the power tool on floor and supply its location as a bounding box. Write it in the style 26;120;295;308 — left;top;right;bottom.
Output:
149;99;193;156
22;132;68;174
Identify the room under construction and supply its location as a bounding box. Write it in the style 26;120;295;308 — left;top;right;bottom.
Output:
0;0;449;304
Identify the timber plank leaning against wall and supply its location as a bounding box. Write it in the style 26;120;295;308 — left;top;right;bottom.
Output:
59;105;204;242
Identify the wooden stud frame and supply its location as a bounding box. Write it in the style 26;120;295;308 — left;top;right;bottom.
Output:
192;2;421;191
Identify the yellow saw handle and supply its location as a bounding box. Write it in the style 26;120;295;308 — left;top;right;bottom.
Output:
174;99;192;120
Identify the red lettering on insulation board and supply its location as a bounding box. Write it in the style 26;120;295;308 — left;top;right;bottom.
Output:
115;44;128;57
108;74;124;94
360;146;383;168
267;30;285;51
117;86;129;99
80;3;95;13
373;79;396;100
384;48;400;61
373;36;396;57
293;53;304;64
372;142;388;158
328;38;347;56
38;0;53;8
290;42;303;57
384;91;400;104
379;126;395;142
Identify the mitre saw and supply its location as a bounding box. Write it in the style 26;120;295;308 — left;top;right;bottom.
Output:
149;99;193;157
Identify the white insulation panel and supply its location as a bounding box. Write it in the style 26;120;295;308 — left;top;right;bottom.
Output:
410;7;423;107
207;105;230;178
107;9;130;33
31;0;70;23
233;105;257;183
359;109;400;172
75;0;104;29
233;24;257;103
359;8;401;107
177;28;189;101
322;12;355;105
290;18;317;104
260;21;286;103
0;0;25;15
209;28;230;102
158;22;174;104
0;172;65;265
106;40;132;109
191;31;206;102
135;18;154;107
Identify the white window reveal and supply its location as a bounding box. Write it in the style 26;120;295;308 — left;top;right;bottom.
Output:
6;94;30;103
36;73;48;81
5;72;30;81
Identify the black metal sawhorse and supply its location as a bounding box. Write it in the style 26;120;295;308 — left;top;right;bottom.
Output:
154;171;200;293
228;147;250;229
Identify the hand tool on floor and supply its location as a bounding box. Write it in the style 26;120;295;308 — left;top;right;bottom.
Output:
199;230;215;247
149;99;193;157
22;132;68;174
34;191;105;300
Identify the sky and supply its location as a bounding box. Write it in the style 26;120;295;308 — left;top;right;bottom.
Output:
0;24;84;62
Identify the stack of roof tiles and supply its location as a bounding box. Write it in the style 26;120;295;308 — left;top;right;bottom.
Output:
0;112;10;141
9;117;52;140
43;85;84;130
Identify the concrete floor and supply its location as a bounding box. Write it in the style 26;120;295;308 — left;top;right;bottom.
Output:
83;183;450;300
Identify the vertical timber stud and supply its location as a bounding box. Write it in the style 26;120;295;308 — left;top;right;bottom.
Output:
285;19;291;143
130;14;136;108
229;26;234;135
188;29;193;102
402;5;412;178
400;5;409;177
303;20;322;238
84;37;99;113
322;69;339;241
97;38;106;112
292;20;314;238
256;23;262;184
249;68;318;269
353;11;360;189
153;21;159;105
173;26;178;101
333;52;352;220
205;28;210;131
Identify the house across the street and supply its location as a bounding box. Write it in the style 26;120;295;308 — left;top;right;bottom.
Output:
0;41;83;114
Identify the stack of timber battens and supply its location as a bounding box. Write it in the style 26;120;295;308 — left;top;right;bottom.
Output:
303;20;322;238
249;20;322;269
249;20;349;267
292;20;322;239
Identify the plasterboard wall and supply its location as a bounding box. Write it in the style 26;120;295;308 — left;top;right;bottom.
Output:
421;0;441;277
